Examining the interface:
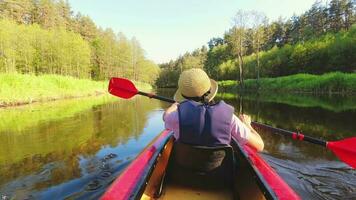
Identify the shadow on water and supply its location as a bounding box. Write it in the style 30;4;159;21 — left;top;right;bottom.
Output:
216;92;356;200
0;95;165;199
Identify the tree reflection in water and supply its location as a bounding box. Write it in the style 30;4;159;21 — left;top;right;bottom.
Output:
217;92;356;200
1;90;355;200
0;96;162;199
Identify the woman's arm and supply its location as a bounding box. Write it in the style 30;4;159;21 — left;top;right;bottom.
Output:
239;114;264;152
163;102;179;121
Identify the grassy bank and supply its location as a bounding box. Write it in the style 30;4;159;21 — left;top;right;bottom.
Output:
219;72;356;94
0;73;152;107
216;92;356;112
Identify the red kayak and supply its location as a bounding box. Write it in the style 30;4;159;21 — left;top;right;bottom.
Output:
101;130;300;200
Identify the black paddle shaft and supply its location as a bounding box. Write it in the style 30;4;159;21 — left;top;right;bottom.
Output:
137;90;327;147
252;122;327;147
137;91;176;103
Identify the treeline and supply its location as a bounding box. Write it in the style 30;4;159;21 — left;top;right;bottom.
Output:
0;19;91;78
0;0;159;83
156;47;207;87
218;27;356;80
157;0;355;87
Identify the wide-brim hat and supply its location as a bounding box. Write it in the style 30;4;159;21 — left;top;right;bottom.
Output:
173;68;218;102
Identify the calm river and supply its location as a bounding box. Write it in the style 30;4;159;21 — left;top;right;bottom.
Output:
0;91;355;199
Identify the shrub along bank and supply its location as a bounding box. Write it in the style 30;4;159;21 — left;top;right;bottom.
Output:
219;72;356;94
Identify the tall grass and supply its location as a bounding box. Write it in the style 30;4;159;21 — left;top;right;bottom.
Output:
0;73;108;106
0;73;154;106
219;72;356;94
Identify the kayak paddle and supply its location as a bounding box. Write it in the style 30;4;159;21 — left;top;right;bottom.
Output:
108;77;175;103
251;122;356;169
108;77;356;169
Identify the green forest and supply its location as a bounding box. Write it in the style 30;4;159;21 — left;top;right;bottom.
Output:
156;0;356;89
0;0;355;101
0;0;160;83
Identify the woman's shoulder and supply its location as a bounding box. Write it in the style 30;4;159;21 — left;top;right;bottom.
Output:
163;110;179;122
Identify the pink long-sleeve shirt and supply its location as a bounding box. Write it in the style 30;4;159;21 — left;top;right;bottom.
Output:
163;111;250;144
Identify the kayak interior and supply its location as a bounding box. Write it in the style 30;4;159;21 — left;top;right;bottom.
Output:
101;130;299;200
139;134;272;200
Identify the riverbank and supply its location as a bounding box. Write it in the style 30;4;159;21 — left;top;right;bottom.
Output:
216;92;356;112
219;72;356;94
0;73;152;107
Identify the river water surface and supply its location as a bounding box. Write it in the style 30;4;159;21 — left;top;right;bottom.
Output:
0;92;355;199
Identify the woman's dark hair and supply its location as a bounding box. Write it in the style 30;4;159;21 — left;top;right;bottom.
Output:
182;90;213;104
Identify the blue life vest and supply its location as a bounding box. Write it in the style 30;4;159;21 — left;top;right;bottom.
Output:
177;100;234;146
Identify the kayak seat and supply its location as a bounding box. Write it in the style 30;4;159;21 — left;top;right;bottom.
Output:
167;142;234;189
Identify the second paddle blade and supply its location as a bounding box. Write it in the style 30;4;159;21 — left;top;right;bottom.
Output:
327;137;356;169
108;77;138;99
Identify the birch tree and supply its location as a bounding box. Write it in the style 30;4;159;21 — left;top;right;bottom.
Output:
251;11;268;81
230;10;249;88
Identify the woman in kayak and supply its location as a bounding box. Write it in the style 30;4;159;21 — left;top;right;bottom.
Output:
163;68;264;151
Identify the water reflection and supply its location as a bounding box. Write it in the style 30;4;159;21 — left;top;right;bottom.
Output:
0;96;164;199
215;92;356;200
0;90;355;200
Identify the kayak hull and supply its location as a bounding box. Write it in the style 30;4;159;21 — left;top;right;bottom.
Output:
101;130;300;200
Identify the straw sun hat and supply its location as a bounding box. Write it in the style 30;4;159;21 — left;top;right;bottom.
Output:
174;68;218;102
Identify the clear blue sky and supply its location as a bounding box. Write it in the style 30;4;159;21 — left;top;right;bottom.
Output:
68;0;318;63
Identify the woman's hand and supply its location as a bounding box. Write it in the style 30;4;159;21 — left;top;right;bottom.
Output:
167;102;179;112
238;114;252;126
239;114;264;151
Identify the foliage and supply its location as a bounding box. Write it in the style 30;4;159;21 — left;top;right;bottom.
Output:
204;44;233;79
0;19;91;77
241;27;356;78
219;72;356;94
157;0;355;86
155;47;207;87
0;0;160;84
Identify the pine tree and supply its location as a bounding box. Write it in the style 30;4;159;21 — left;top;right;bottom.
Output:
328;0;343;32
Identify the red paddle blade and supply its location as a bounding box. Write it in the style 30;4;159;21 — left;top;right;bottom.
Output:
327;137;356;169
108;77;138;99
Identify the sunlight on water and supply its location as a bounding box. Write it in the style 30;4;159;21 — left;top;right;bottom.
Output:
0;91;355;199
